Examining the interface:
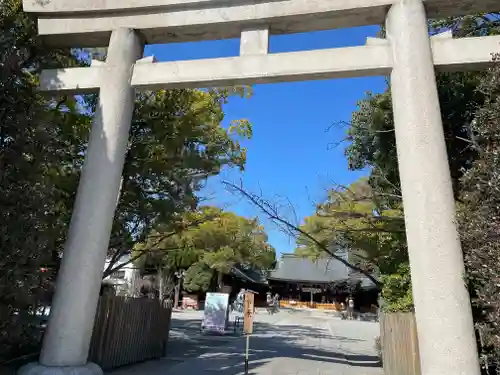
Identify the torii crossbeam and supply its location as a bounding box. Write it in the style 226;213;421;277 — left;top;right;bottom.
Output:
40;33;500;93
19;1;500;375
23;0;500;46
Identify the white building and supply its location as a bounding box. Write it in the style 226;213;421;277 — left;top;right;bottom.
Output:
102;255;140;296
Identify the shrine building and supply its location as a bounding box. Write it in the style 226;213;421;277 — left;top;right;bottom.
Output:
267;252;378;311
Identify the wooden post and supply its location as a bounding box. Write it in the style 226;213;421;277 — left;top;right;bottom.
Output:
243;292;254;335
243;292;254;375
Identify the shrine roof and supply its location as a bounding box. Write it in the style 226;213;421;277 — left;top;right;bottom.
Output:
231;265;268;285
268;253;351;284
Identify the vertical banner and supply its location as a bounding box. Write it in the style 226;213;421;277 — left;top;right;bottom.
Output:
244;292;255;334
202;292;229;333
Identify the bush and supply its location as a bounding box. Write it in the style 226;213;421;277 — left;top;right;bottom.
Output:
459;56;500;373
379;263;413;313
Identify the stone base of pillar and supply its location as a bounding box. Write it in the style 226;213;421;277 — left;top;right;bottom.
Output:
17;362;103;375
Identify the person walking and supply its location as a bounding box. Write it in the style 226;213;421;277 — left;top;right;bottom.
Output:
266;291;274;314
266;291;272;304
347;296;355;320
273;293;280;313
234;288;245;313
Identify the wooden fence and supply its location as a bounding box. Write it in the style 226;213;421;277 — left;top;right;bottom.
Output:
89;296;172;370
380;312;421;375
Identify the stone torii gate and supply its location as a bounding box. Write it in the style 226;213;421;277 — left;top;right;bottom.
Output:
20;0;500;374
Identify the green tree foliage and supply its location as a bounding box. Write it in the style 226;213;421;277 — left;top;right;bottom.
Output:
104;88;252;276
379;264;413;313
0;0;89;360
346;74;483;200
346;15;499;201
183;262;213;293
135;206;276;293
342;15;500;315
0;0;253;360
458;57;500;371
295;179;406;290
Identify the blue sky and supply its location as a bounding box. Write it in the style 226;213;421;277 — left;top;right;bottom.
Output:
146;25;387;255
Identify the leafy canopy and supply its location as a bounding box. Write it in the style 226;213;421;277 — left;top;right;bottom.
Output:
134;206;276;292
0;0;254;359
458;56;500;369
105;87;252;275
340;14;500;315
295;179;406;280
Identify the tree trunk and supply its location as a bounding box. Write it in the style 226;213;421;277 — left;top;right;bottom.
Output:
158;267;164;302
217;271;223;292
128;267;139;297
173;285;179;309
174;276;181;308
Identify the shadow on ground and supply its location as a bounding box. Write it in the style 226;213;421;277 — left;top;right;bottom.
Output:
162;315;381;375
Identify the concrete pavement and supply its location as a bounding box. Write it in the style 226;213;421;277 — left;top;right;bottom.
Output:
109;309;382;375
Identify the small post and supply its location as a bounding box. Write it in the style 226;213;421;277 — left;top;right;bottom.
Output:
243;291;254;374
239;27;269;56
245;334;250;375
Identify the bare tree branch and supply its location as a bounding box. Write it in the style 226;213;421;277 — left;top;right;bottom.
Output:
371;163;402;194
317;210;404;223
102;213;218;278
222;181;381;286
103;245;183;278
325;120;351;132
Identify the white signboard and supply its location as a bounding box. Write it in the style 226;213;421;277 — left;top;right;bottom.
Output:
202;292;229;333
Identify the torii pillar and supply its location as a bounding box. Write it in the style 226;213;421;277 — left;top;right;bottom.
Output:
19;0;500;374
19;28;144;375
387;1;480;374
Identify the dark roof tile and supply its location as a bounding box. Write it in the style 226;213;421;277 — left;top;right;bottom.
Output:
268;253;349;283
